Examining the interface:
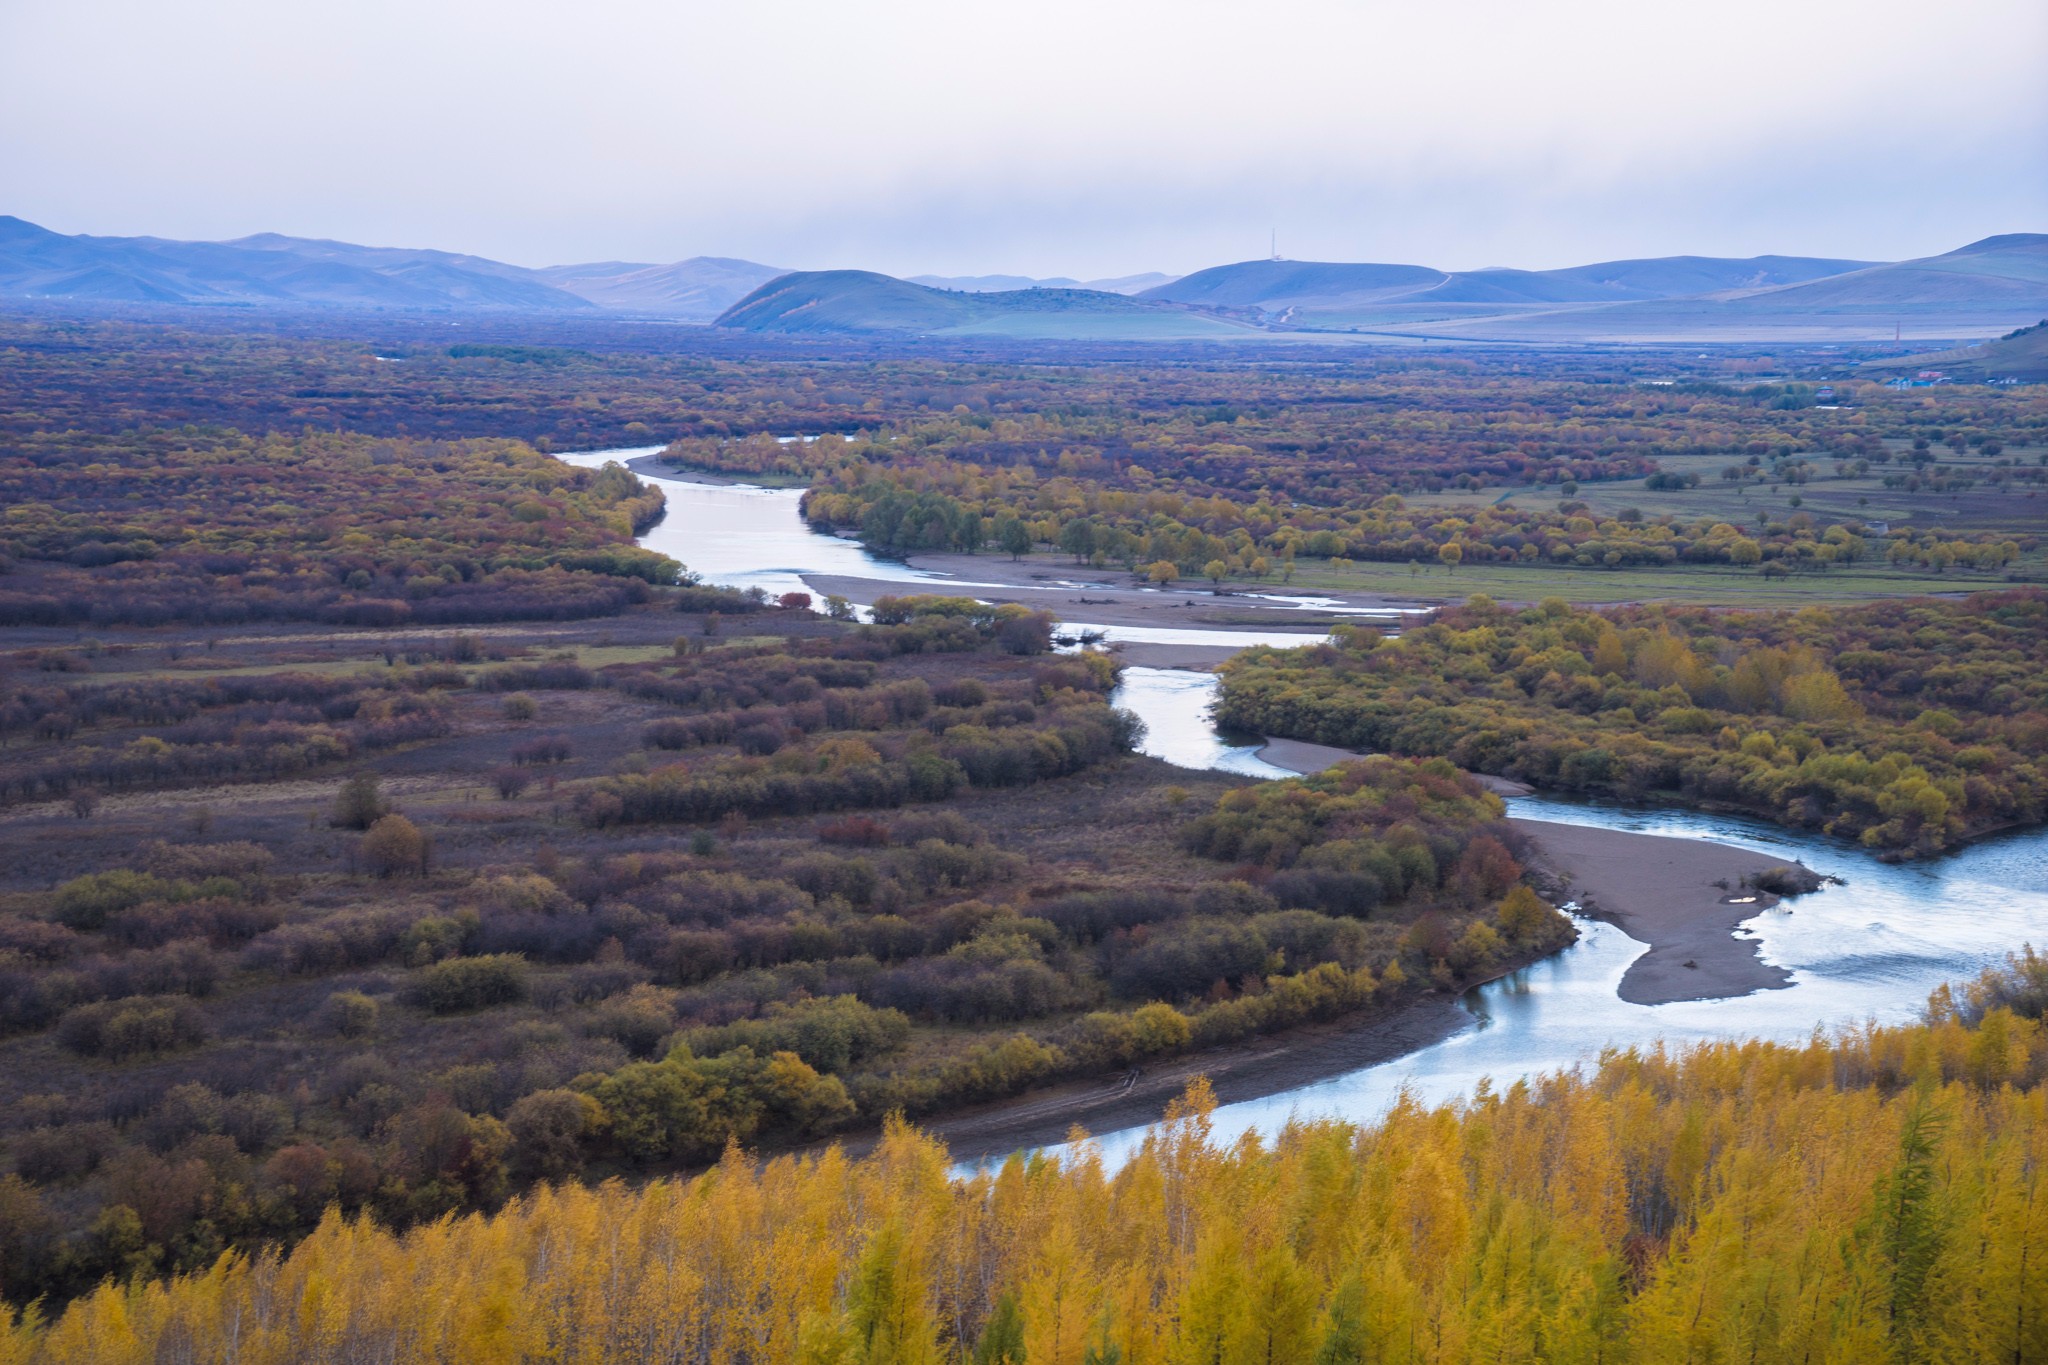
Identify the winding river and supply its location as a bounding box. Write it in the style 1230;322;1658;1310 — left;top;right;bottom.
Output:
561;446;2048;1162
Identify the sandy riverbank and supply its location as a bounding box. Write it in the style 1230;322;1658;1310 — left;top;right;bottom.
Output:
799;555;1437;633
619;455;782;488
1252;739;1802;1005
1509;817;1803;1006
838;814;1820;1160
1255;738;1534;797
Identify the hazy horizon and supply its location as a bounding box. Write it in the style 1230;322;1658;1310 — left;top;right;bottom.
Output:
4;0;2043;280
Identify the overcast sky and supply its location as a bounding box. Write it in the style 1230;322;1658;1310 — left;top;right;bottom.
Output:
4;0;2044;278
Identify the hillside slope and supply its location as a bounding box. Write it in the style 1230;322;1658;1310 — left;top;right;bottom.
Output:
716;270;1257;338
910;271;1178;294
1865;319;2048;381
1725;233;2048;310
1144;259;1446;309
537;256;786;319
1347;236;2048;342
1144;253;1880;315
0;217;593;311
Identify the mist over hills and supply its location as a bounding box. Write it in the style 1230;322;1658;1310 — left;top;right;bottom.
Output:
3;214;2043;344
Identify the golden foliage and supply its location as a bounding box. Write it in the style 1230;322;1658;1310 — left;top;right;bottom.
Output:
19;1004;2048;1362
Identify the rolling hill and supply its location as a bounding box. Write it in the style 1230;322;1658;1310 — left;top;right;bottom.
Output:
535;257;787;319
1141;253;1878;315
0;217;788;317
0;217;594;311
1385;235;2048;343
714;270;1257;338
910;271;1179;295
1143;260;1446;311
1719;234;2048;310
4;213;2041;343
1864;319;2048;382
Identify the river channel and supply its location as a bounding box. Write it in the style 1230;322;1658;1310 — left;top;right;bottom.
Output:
561;446;2048;1161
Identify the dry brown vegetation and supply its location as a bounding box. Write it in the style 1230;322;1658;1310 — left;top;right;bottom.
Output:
0;597;1567;1308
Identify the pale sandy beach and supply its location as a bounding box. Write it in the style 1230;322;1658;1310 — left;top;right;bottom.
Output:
1509;817;1802;1005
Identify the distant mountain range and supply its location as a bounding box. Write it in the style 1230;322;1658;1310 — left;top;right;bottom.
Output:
0;217;783;320
3;214;2044;343
1140;254;1879;310
713;270;1254;340
717;235;2048;344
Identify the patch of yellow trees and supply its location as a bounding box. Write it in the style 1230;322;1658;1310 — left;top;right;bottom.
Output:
13;959;2048;1363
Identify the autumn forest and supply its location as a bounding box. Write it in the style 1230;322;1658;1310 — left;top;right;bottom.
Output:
0;308;2045;1361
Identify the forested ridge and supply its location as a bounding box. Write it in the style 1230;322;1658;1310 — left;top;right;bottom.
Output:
1217;589;2048;854
10;956;2048;1363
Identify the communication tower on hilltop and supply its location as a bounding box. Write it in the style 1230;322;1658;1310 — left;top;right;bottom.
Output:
1270;229;1281;262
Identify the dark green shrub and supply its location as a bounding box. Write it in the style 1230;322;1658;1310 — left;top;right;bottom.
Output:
56;995;208;1060
407;954;528;1013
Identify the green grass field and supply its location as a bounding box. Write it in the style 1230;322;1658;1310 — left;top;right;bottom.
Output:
1399;439;2048;535
1277;556;2026;607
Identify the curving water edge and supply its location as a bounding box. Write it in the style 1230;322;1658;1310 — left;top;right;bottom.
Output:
560;446;2048;1164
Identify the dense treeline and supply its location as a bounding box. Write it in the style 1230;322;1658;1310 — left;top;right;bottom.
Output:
681;375;2046;505
1219;588;2048;853
0;596;1571;1312
793;451;2026;582
13;312;2043;459
0;669;460;807
0;430;675;626
14;955;2048;1362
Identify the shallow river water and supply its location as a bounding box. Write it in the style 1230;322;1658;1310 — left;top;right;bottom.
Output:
562;446;2048;1159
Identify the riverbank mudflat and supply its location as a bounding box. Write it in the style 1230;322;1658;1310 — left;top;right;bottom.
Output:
920;993;1475;1165
1509;817;1801;1006
1107;643;1246;669
798;556;1433;633
619;454;784;488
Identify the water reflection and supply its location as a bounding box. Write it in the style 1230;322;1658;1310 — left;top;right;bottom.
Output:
554;446;974;603
1076;664;2048;1166
1110;668;1295;779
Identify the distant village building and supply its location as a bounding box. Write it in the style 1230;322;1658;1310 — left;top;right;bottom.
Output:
1815;385;1835;399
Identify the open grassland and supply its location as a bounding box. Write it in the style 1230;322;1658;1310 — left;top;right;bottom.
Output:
1276;553;2031;607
